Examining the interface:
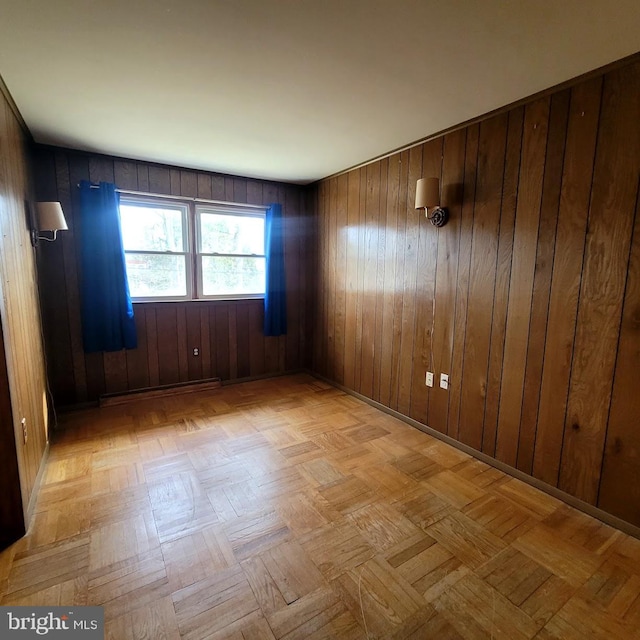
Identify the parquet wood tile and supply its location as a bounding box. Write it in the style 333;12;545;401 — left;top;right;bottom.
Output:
347;503;423;553
273;491;331;536
105;596;181;640
334;556;427;638
433;573;541;639
266;585;347;640
172;565;261;640
1;373;640;638
161;526;235;591
299;521;375;582
88;548;171;621
426;512;507;569
2;535;90;604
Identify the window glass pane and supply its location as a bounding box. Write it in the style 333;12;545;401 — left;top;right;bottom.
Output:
202;256;265;296
125;253;187;298
199;213;264;255
120;204;185;252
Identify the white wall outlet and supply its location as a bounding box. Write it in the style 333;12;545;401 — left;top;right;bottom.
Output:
440;373;449;390
193;348;199;356
21;417;27;444
426;371;434;387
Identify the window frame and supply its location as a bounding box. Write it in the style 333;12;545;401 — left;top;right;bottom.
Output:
119;195;267;303
195;204;267;301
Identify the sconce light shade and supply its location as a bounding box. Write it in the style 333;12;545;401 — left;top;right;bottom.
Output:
415;178;448;227
415;177;440;210
36;202;68;232
32;202;68;246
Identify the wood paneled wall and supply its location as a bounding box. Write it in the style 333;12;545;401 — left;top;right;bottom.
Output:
0;84;49;545
311;59;640;527
33;147;313;406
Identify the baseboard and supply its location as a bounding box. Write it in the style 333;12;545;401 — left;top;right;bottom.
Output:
25;440;49;529
221;369;305;387
309;371;640;541
99;377;222;407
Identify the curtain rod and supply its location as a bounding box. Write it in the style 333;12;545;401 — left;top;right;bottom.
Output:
76;183;267;210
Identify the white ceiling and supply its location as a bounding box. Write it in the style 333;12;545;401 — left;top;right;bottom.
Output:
1;1;639;184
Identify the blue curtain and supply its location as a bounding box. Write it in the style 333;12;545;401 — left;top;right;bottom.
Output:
264;203;287;336
79;181;137;352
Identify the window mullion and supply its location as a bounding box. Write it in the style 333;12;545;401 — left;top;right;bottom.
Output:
190;202;199;299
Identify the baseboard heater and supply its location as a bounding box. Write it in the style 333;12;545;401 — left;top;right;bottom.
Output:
99;377;222;407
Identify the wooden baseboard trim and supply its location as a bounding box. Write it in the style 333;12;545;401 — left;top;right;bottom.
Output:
220;369;305;387
310;371;640;541
99;378;222;407
25;441;49;528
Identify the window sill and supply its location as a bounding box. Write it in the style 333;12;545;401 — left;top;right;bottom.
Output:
132;296;265;305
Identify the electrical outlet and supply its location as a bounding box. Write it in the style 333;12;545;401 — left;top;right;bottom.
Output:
193;348;199;356
440;373;449;390
21;417;27;444
425;371;434;387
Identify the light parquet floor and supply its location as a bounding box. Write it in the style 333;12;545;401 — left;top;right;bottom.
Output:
2;374;640;639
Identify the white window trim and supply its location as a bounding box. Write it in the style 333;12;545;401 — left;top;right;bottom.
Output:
120;195;267;302
195;204;267;301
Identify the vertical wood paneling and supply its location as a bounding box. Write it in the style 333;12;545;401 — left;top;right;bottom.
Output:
0;321;24;547
235;303;250;378
598;188;640;525
396;147;422;416
312;57;640;529
103;351;128;394
333;176;348;385
145;307;160;387
149;165;171;194
284;188;301;372
137;164;150;191
428;129;466;433
360;163;380;399
176;306;188;382
372;158;388;402
378;156;400;407
448;126;478;440
156;306;179;386
343;171;360;390
410;139;442;424
197;173;212;200
212;175;225;200
126;310;149;390
199;306;211;377
36;150;75;404
35;149;310;403
170;168;181;195
532;78;602;486
481;108;523;455
0;90;49;539
326;178;337;379
114;160;139;191
353;169;366;392
186;305;202;381
516;91;569;474
559;64;640;504
228;304;239;379
495;98;549;466
59;151;89;403
389;151;410;411
248;302;265;376
180;170;197;197
458;115;508;450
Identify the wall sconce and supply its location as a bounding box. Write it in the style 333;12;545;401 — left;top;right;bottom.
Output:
415;177;448;227
31;202;68;246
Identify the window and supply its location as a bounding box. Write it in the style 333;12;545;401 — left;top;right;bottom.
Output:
119;197;266;301
197;206;266;298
